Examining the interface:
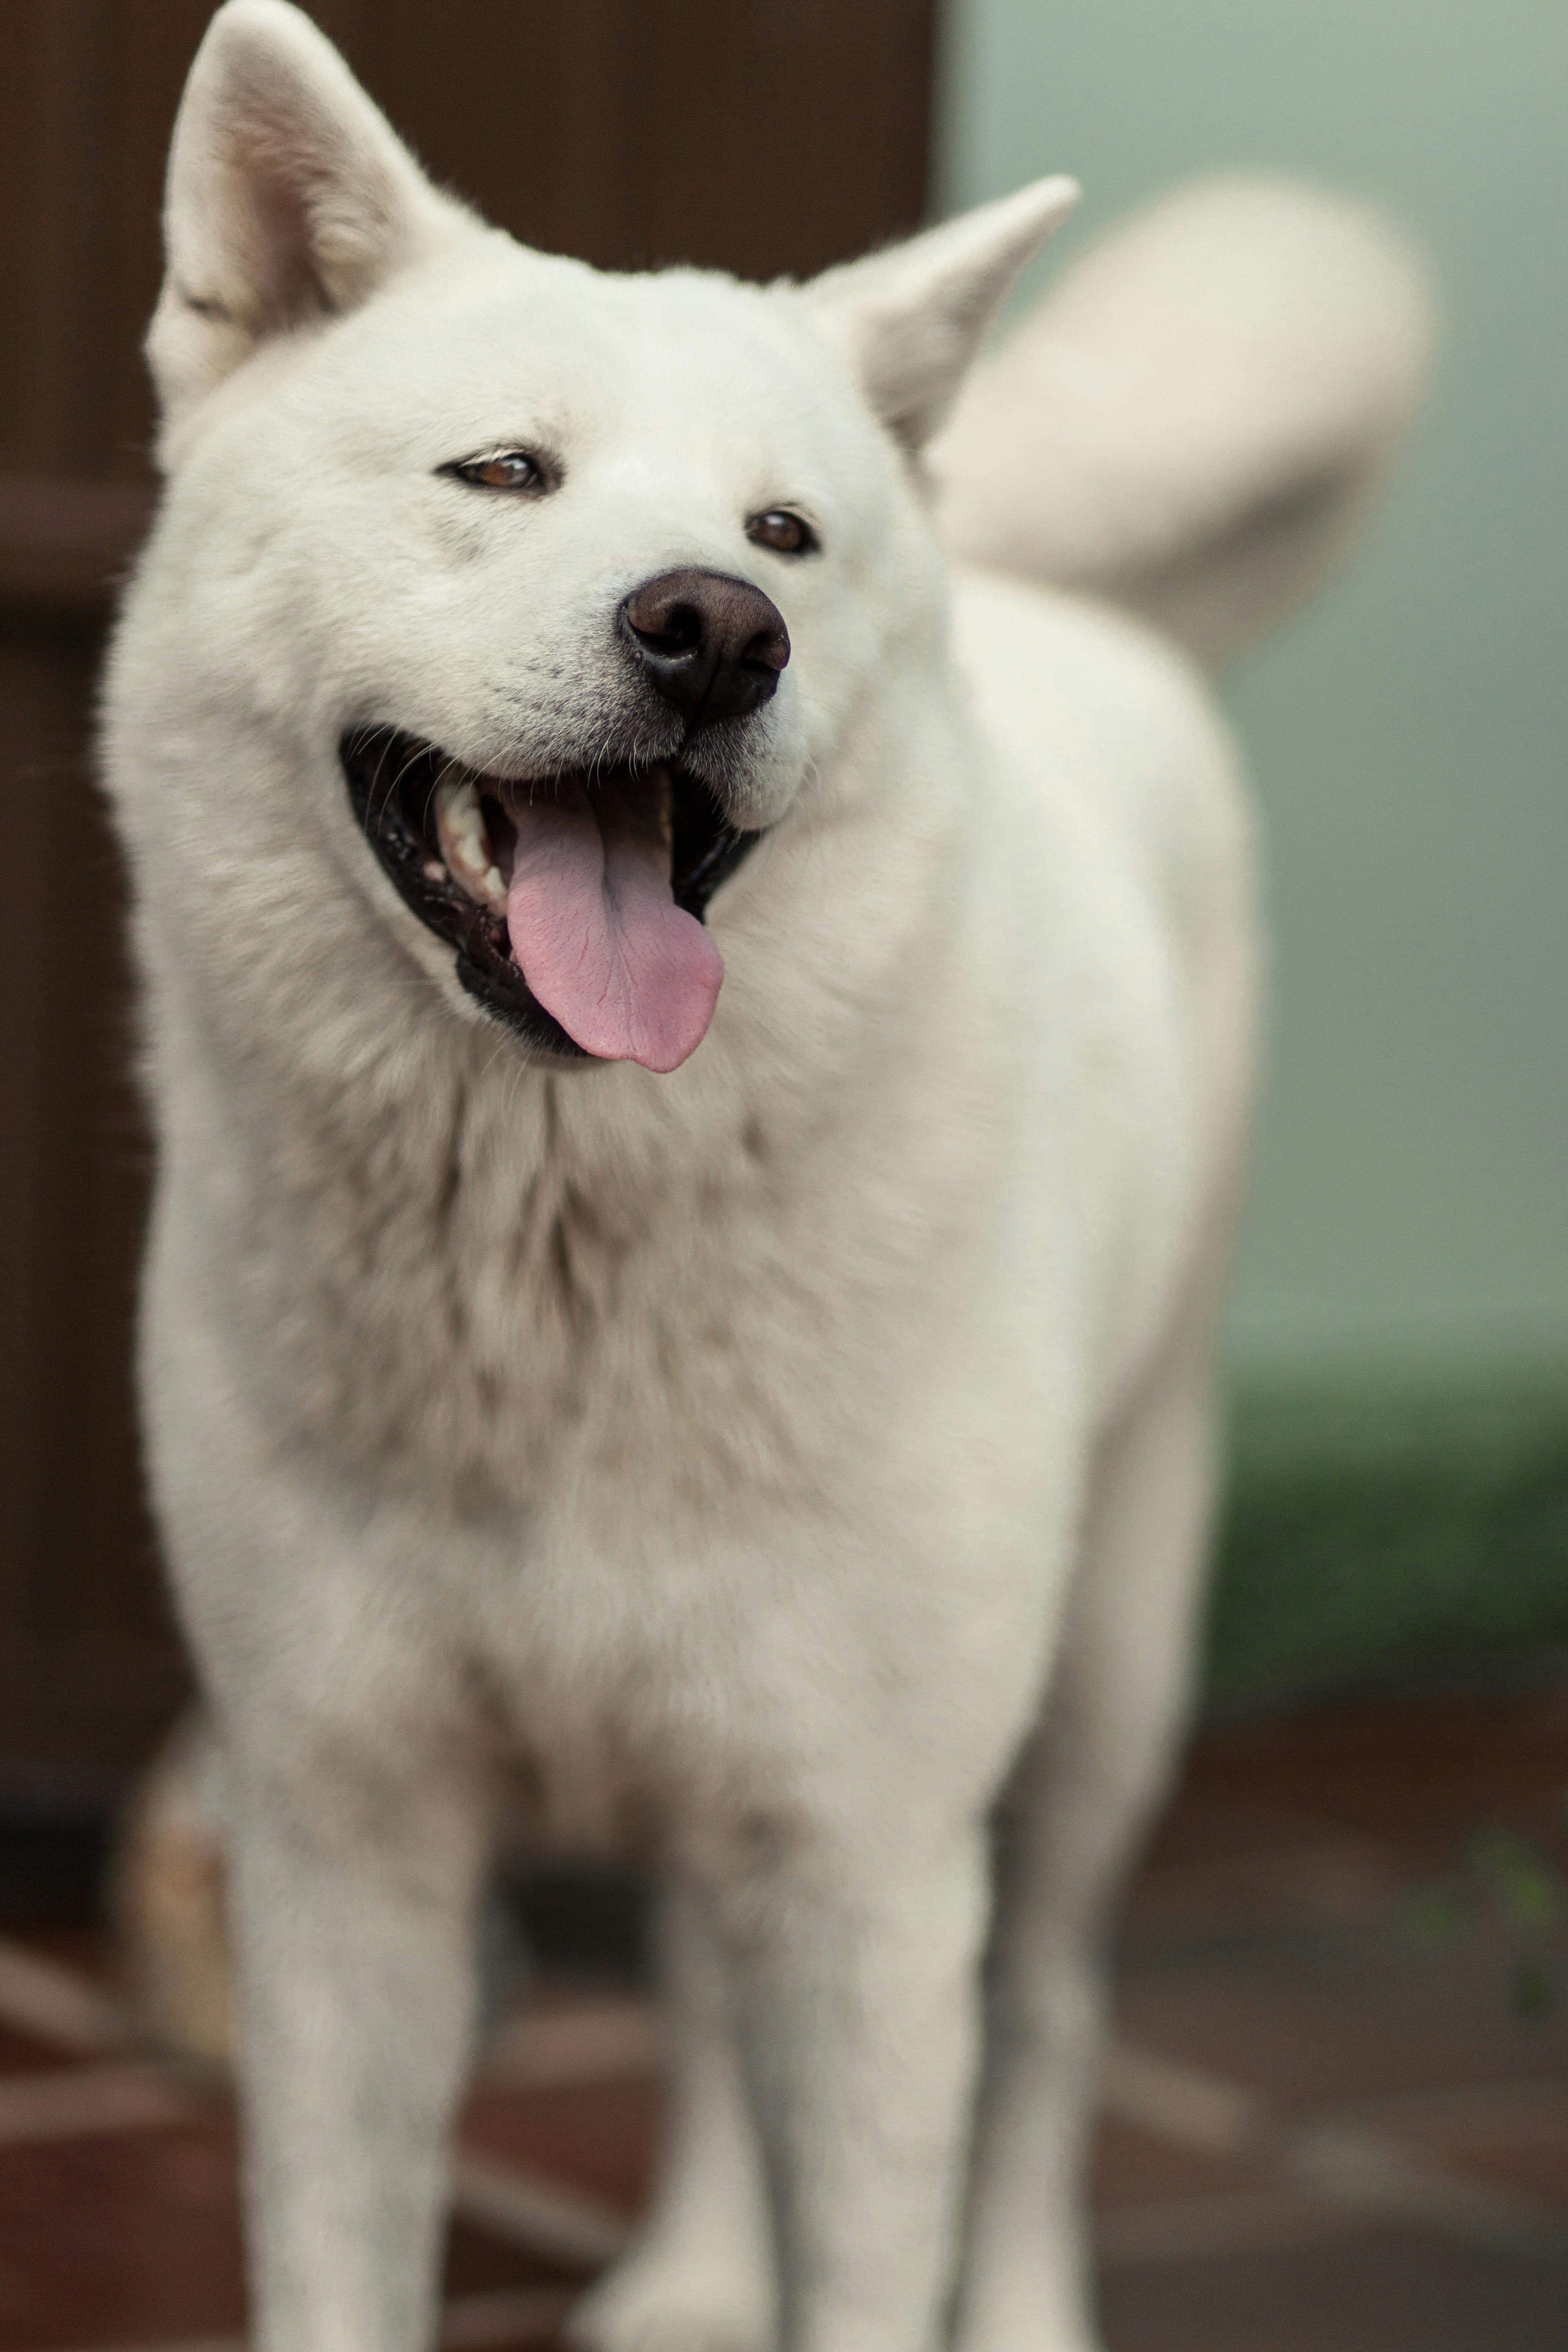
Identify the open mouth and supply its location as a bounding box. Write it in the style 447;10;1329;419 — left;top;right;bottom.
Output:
342;730;760;1069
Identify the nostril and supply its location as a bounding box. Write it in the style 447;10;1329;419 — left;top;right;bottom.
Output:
742;620;790;675
630;601;704;660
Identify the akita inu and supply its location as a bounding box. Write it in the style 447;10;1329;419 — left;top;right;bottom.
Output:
102;6;1428;2348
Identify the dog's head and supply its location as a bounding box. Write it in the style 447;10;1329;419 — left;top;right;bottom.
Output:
136;0;1074;1074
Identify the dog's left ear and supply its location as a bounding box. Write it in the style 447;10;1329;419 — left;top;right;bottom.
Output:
803;178;1079;455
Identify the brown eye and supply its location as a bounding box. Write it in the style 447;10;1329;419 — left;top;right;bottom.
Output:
446;450;548;493
747;508;817;556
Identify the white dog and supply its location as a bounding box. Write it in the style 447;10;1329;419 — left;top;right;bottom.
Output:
101;8;1429;2351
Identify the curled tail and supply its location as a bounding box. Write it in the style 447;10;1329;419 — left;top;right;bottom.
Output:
933;176;1435;667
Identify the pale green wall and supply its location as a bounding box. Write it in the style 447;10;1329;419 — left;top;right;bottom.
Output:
938;0;1568;1381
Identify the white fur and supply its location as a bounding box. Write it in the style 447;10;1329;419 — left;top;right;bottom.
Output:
100;7;1418;2351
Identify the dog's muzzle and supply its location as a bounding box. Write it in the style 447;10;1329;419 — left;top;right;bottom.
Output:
342;732;761;1065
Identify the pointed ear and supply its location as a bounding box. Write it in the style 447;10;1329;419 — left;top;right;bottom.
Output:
802;177;1080;454
147;0;475;430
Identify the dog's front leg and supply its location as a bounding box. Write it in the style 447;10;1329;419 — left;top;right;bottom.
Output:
224;1743;488;2352
707;1819;990;2352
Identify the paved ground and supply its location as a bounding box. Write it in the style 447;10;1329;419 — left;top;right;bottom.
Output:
1;1684;1565;2350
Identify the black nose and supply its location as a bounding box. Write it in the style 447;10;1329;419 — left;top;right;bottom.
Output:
619;568;790;728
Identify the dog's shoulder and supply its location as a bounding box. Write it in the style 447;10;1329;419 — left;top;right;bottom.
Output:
951;566;1254;944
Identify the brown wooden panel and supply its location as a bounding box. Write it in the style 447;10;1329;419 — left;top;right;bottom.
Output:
0;7;50;466
0;621;178;1768
0;480;154;619
375;0;935;278
0;0;935;1773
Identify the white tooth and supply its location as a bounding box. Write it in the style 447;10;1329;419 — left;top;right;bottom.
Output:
435;766;508;912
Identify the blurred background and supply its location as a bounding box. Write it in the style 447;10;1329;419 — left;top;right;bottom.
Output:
946;0;1568;1702
0;6;1564;2350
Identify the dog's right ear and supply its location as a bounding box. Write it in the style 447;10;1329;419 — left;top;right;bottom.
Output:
147;0;472;439
802;177;1080;456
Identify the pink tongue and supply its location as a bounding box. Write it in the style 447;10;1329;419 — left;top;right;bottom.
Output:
504;774;724;1073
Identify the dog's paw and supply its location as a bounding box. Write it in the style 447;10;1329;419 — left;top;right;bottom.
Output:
568;2243;774;2352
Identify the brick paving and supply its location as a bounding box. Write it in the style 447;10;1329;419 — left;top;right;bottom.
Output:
0;1686;1565;2350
